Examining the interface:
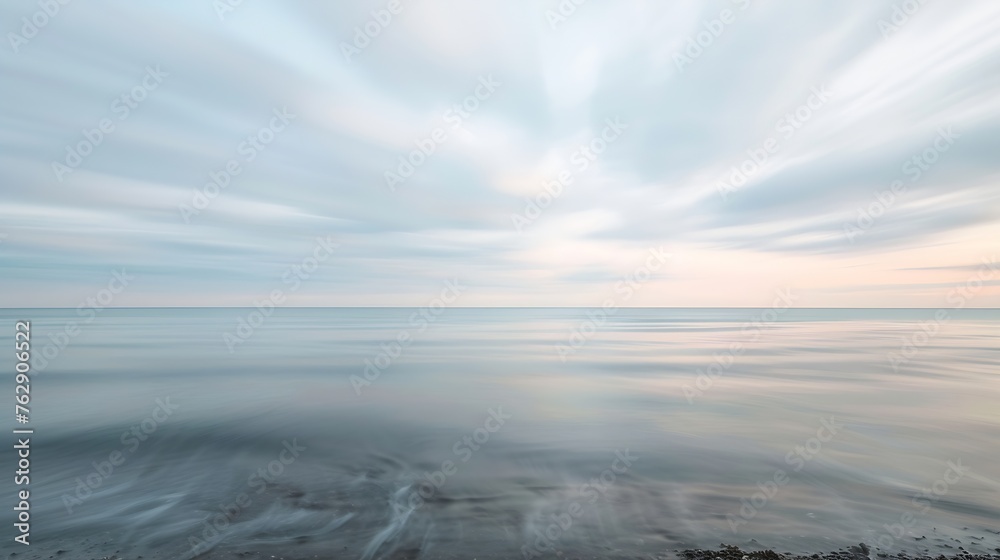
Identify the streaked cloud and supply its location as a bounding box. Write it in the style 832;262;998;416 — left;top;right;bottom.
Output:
1;0;999;307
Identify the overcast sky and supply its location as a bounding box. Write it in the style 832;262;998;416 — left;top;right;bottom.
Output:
2;0;999;307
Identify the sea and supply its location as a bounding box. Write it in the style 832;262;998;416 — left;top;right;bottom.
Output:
2;308;998;559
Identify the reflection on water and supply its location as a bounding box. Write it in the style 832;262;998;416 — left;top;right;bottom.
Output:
3;308;999;559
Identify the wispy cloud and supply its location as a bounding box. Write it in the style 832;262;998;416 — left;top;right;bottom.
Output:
2;0;999;307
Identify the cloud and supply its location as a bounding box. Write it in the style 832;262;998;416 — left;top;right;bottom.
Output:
1;0;999;306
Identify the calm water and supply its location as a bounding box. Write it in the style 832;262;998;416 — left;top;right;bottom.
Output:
2;308;999;559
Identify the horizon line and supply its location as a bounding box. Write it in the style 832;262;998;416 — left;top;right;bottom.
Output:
2;306;999;310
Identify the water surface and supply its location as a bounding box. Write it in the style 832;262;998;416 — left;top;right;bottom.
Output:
3;308;998;559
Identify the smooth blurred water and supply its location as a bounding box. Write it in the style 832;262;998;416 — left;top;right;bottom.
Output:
2;308;998;559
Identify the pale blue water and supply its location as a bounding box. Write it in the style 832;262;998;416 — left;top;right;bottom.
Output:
2;308;999;559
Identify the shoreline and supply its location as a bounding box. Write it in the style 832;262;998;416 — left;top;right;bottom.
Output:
675;544;1000;560
8;542;1000;560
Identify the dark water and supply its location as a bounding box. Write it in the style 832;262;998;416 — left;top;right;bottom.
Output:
2;308;999;559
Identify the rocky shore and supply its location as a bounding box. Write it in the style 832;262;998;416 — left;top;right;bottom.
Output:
674;544;1000;560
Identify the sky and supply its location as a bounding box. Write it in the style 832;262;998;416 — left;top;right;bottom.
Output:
1;0;999;308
